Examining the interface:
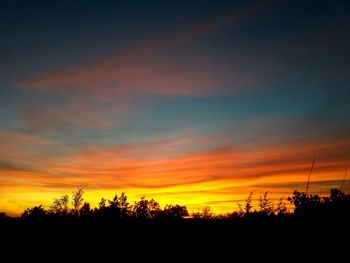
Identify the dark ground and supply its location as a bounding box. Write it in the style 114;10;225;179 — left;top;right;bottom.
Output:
0;216;348;260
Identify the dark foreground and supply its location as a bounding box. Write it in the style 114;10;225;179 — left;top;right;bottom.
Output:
1;188;349;258
1;216;348;258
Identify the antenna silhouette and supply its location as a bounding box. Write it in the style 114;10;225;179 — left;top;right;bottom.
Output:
306;158;316;194
340;168;347;191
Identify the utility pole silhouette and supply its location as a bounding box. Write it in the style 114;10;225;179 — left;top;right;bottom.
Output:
340;168;347;192
306;158;316;194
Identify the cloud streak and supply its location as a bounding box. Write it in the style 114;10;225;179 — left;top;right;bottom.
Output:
1;127;349;215
14;2;267;133
12;2;267;135
20;95;133;132
20;2;264;96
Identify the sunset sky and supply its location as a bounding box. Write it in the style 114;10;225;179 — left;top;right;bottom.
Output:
1;0;350;215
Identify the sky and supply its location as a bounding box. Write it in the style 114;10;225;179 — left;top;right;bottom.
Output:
1;0;350;215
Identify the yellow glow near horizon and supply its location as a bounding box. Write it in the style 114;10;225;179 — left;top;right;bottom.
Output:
1;129;349;216
1;168;347;216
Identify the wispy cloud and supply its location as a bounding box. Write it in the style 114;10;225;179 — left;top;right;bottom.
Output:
20;95;133;132
20;2;263;96
1;126;349;215
14;2;266;133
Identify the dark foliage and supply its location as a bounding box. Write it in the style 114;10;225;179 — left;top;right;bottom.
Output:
288;188;350;219
0;188;348;225
22;205;47;219
162;204;189;219
15;191;190;221
1;187;349;259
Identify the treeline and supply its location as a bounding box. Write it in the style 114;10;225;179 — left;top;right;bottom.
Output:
194;188;350;219
0;188;349;221
20;190;189;220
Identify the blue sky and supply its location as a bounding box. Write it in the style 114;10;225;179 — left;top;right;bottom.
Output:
1;0;349;214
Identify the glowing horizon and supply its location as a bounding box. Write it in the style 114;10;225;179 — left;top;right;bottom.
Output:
1;0;349;216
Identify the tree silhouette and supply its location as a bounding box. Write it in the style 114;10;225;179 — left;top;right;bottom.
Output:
0;212;7;219
107;192;130;219
192;206;213;219
287;190;322;216
238;192;253;216
22;205;47;219
329;188;346;202
162;204;189;218
117;192;130;218
71;188;84;216
275;197;287;215
258;192;274;215
98;198;106;209
80;202;91;218
133;197;161;219
50;195;70;216
2;187;348;225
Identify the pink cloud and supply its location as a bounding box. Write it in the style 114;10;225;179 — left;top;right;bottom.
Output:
20;95;133;132
15;3;267;132
20;2;264;96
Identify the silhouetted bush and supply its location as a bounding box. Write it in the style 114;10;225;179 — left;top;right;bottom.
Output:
22;205;47;219
288;190;322;217
94;192;131;219
287;188;350;219
0;212;7;219
238;192;253;217
80;202;91;218
50;194;70;216
192;206;213;219
161;204;189;218
275;197;287;215
258;192;274;215
132;197;161;219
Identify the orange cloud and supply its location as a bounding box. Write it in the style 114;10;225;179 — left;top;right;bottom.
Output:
1;129;349;215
